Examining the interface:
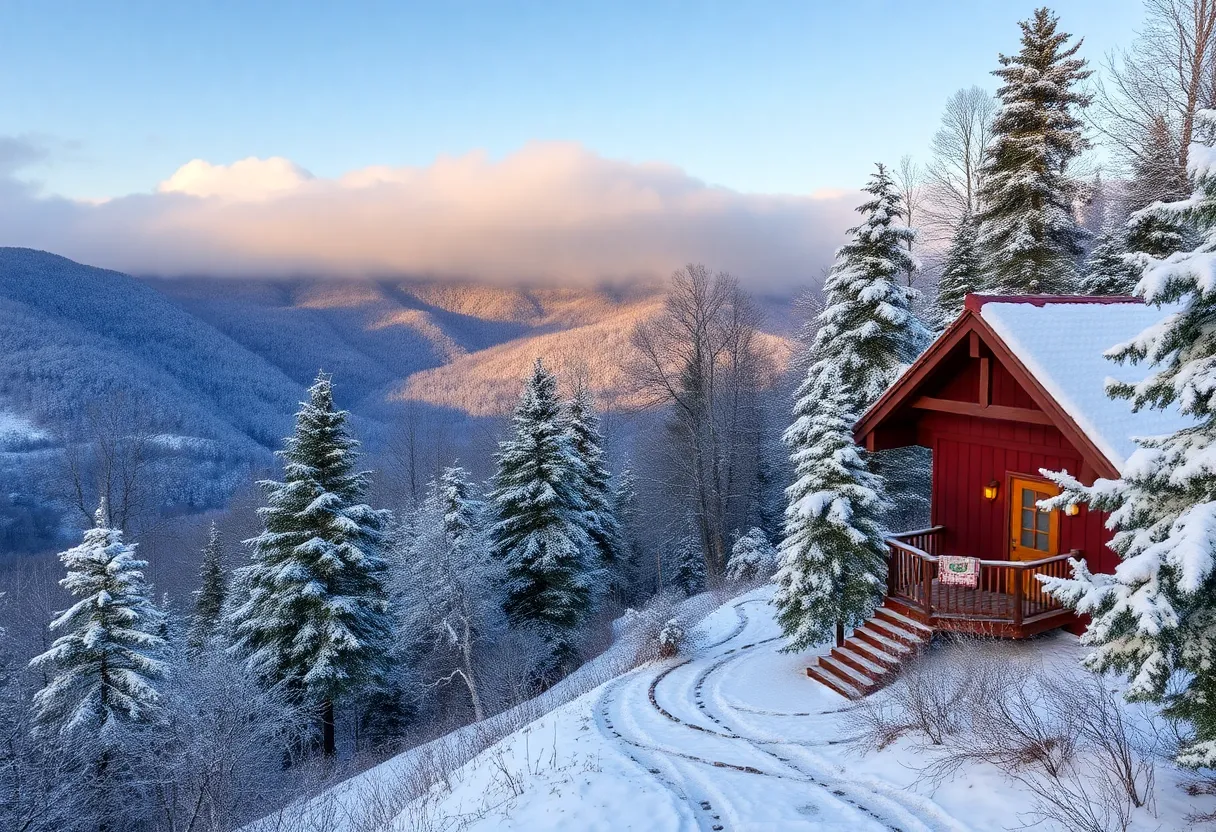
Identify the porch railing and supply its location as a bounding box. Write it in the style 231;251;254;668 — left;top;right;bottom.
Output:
885;527;1076;631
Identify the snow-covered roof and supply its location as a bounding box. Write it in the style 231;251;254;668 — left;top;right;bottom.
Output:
978;298;1193;473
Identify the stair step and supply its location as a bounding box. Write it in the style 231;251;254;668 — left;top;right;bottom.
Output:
868;617;929;648
875;606;934;638
853;625;914;656
818;655;877;694
831;646;889;682
848;638;902;670
806;665;861;700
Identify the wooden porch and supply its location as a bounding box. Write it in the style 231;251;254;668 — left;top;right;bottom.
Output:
884;526;1076;639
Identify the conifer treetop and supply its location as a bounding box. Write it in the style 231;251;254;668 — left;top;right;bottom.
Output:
976;7;1091;294
230;371;391;706
30;510;167;738
809;163;930;411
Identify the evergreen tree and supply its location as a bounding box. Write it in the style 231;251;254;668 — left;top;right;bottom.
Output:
188;522;227;652
1126;113;1187;213
229;373;392;756
490;359;594;679
808;163;930;413
671;531;707;596
726;527;779;582
1040;110;1216;767
975;8;1091;294
440;464;483;556
1122;113;1190;267
933;214;983;327
30;504;167;739
611;461;646;604
1080;227;1140;296
774;368;891;651
564;385;626;598
808;164;931;530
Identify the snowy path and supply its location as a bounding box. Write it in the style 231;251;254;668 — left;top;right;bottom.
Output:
283;587;1210;831
586;594;972;832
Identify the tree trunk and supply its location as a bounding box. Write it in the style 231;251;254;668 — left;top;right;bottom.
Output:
461;618;485;722
835;621;845;648
321;699;336;756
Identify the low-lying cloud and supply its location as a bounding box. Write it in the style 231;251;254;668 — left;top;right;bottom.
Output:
0;141;858;289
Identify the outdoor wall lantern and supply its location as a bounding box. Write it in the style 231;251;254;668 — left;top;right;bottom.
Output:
1064;503;1080;516
983;480;1000;501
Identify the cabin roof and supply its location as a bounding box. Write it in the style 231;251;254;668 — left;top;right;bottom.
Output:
855;295;1192;477
975;296;1192;472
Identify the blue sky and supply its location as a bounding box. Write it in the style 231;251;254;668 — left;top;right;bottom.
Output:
2;0;1143;200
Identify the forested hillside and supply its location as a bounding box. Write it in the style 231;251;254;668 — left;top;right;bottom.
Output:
0;249;795;551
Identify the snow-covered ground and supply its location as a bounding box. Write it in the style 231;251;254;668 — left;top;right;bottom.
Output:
272;587;1211;831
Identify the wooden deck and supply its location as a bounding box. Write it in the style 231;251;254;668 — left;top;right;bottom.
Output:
885;527;1077;639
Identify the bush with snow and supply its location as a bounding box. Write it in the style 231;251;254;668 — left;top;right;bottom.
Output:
726;527;779;582
657;618;685;658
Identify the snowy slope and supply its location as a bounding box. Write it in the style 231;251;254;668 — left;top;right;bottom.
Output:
274;588;1208;831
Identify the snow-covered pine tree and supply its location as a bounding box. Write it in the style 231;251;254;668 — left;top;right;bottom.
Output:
726;527;779;582
229;373;392;756
774;367;892;651
1039;109;1216;767
809;163;930;412
975;7;1091;294
611;461;646;604
30;503;167;740
440;464;482;556
1080;226;1141;296
187;522;227;652
564;384;626;600
490;359;594;680
808;163;931;529
671;531;707;596
933;213;983;328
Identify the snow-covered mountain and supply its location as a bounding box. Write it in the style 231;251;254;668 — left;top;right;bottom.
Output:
0;248;796;550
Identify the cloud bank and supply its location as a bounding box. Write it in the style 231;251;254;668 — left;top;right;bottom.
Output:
0;142;858;289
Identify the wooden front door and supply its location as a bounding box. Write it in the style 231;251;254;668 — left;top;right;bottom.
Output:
1008;477;1060;593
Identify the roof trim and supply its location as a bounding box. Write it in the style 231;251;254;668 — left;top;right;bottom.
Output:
854;308;1121;480
964;294;1143;312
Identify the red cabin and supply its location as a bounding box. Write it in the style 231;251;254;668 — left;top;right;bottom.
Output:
856;294;1192;639
808;294;1191;698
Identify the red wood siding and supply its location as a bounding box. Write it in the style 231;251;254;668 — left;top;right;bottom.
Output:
914;361;1116;574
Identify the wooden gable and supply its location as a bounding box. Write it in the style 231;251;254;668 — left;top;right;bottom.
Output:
855;306;1120;481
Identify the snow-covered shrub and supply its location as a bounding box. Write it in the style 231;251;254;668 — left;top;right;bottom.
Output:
726;527;778;582
855;641;1159;832
847;638;983;750
658;619;685;658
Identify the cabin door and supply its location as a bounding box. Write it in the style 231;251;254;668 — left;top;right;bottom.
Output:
1007;476;1060;591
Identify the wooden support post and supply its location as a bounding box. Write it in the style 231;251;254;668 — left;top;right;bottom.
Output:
1012;566;1024;631
979;357;990;407
921;558;933;617
835;621;845;648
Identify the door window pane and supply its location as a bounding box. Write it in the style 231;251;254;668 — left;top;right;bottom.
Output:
1036;532;1049;551
1021;509;1035;531
1021;530;1034;547
1022;488;1034;507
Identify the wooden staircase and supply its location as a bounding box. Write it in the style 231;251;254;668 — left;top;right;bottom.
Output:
805;603;933;699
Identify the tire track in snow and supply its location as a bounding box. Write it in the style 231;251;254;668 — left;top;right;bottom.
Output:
689;619;972;832
593;673;730;831
653;607;907;830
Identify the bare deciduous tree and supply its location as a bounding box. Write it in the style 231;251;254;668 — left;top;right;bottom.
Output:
1091;0;1216;193
893;155;925;286
62;391;154;534
629;265;768;579
922;86;997;236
